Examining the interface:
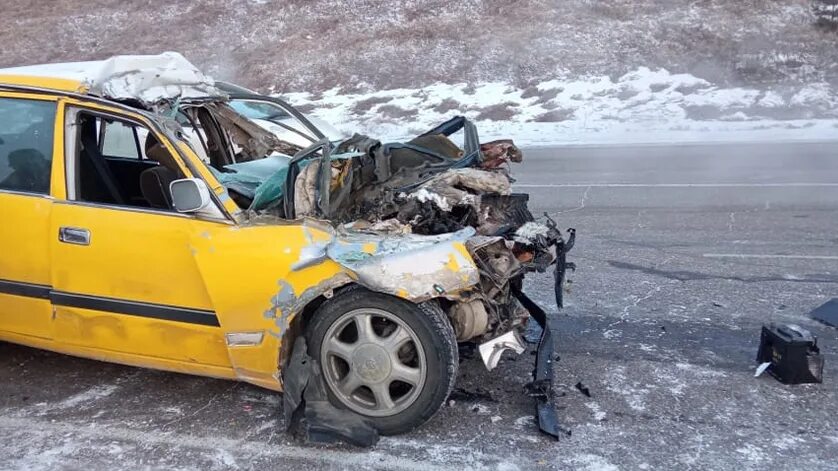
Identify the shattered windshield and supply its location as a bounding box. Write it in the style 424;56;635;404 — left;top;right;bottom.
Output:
228;100;290;122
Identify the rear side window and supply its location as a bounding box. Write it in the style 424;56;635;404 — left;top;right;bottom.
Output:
101;120;141;159
0;97;56;194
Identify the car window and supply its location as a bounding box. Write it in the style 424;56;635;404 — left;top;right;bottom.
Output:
229;99;290;121
70;110;185;210
0;97;56;194
101;120;142;159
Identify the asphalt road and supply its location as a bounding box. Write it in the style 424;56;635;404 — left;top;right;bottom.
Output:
2;141;837;470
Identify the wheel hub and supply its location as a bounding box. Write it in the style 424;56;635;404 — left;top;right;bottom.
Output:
352;343;392;383
320;308;428;417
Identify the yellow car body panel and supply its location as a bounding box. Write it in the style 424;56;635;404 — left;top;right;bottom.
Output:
0;75;88;94
0;91;61;339
0;82;478;393
0;192;53;339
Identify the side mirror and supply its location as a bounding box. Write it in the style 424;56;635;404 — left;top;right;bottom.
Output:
170;178;211;213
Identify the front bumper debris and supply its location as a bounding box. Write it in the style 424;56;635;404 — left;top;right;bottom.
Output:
513;286;571;439
478;331;526;370
513;230;575;440
283;337;380;447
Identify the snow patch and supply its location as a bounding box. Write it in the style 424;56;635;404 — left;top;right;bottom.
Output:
513;416;536;429
282;67;838;147
585;402;607;422
407;188;452;211
736;444;766;463
513;222;550;245
568;453;621;471
47;385;119;411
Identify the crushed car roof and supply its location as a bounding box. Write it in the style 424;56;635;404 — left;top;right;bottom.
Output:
0;52;223;104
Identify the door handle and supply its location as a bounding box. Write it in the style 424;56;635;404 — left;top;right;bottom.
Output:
58;227;91;246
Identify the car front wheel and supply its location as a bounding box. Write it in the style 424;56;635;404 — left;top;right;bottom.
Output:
305;288;458;435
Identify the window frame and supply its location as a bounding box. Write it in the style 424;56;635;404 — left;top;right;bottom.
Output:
98;118;145;161
62;104;229;221
0;93;59;197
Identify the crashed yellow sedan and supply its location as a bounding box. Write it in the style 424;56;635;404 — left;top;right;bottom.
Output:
0;53;573;441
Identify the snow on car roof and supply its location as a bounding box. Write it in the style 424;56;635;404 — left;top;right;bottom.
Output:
0;52;224;104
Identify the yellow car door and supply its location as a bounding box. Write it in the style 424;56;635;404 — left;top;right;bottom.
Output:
0;92;60;341
48;99;233;374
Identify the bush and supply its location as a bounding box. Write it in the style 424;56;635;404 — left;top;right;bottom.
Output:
813;0;838;28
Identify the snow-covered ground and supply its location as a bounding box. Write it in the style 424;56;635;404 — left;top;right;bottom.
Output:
283;68;838;147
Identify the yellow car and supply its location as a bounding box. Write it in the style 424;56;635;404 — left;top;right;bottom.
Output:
0;53;571;438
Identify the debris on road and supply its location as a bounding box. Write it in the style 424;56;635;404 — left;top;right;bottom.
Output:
478;331;526;371
514;286;572;439
574;382;592;398
756;324;824;384
754;361;772;378
809;298;838;328
283;338;380;447
449;387;497;403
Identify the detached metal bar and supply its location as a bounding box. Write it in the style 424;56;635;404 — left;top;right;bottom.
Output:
511;227;576;440
512;287;571;440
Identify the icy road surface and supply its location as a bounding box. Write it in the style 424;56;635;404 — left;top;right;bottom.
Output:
2;141;837;470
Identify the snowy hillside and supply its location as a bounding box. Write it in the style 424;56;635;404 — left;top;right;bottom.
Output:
3;0;837;92
285;67;838;146
4;0;837;145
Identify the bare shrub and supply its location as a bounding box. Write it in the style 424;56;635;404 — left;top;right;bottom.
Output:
684;105;727;120
616;87;639;100
377;104;418;120
475;102;519;121
293;103;317;114
674;83;708;95
352;96;393;114
521;86;540;99
532;109;575;122
433;98;462;113
813;0;838;28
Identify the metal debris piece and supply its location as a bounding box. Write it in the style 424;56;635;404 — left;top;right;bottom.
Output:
754;362;772;377
810;298;838;328
449;387;497;403
478;331;526;370
512;286;571;440
283;337;380;447
574;382;592;397
756;323;824;384
480;139;523;169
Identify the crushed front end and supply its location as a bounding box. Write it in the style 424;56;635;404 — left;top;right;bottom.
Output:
174;96;575;438
262;116;576;439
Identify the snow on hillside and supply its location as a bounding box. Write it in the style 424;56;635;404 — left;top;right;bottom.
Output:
283;67;838;146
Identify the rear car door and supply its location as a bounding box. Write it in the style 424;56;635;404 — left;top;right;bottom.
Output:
48;100;232;369
0;93;59;340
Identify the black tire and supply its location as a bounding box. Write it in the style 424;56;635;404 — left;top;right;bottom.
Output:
305;287;458;435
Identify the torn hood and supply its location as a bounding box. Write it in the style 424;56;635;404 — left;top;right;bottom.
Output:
328;227;479;300
285;219;480;302
0;52;224;104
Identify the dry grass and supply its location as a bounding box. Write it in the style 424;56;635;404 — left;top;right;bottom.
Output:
376;104;418;119
532;109;575;122
0;0;834;93
432;98;462;113
352;96;393;114
475;102;519;121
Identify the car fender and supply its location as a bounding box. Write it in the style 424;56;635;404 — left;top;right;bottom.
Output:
189;218;478;391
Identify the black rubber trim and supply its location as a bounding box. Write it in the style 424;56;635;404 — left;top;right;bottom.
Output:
0;278;219;327
0;279;51;299
50;291;220;327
